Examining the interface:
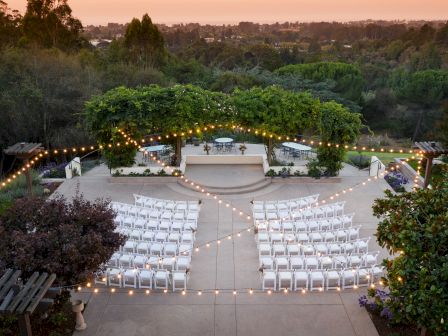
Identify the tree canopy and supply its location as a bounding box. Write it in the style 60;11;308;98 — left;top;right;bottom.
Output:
85;83;361;174
276;62;365;104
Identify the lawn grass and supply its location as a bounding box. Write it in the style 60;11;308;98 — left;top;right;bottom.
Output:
344;151;414;164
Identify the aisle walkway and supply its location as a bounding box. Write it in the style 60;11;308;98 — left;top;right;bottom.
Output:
60;165;384;336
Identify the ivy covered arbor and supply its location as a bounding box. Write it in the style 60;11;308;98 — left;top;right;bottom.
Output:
85;84;233;167
84;83;361;175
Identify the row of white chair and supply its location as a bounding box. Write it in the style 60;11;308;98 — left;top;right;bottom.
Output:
257;226;361;244
259;252;379;271
252;194;319;212
258;238;371;256
115;217;198;231
261;266;384;291
108;252;191;271
117;229;195;243
253;202;346;222
257;214;354;232
96;268;189;291
133;194;200;212
121;240;194;256
113;205;199;221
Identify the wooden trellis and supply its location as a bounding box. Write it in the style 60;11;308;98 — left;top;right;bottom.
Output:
0;269;56;336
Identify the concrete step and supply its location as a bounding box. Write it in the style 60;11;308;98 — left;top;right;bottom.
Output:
177;177;272;195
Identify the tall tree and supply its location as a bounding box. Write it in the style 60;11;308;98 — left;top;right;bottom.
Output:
124;14;165;68
0;1;21;47
21;0;84;50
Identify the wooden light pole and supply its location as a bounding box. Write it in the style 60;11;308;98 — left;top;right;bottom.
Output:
415;141;447;189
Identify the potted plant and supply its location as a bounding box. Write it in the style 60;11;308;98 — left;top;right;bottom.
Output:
203;143;211;155
239;144;247;155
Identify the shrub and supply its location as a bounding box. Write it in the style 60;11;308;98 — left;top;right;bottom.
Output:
372;166;448;335
306;159;324;178
265;169;276;177
348;153;370;169
0;194;126;286
0;171;43;214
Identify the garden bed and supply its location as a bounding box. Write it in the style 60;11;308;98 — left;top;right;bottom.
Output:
366;306;420;336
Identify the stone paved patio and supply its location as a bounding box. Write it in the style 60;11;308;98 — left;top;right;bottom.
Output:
58;162;388;336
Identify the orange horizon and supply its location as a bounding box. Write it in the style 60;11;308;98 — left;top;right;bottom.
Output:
6;0;448;26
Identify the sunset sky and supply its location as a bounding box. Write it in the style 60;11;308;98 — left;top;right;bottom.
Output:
7;0;448;25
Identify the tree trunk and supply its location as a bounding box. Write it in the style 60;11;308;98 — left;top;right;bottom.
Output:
175;136;182;167
420;326;427;336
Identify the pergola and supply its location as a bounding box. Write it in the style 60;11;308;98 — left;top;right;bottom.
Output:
4;143;43;196
0;269;56;336
415;141;447;188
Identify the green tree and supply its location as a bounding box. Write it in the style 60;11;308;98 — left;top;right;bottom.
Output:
276;62;365;104
373;168;448;336
0;1;21;47
21;0;84;50
317;101;361;176
124;14;165;68
232;86;320;164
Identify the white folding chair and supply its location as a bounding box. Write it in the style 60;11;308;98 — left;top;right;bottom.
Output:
155;232;168;242
176;256;191;271
154;269;170;289
278;270;293;291
138;269;153;288
123;269;138;288
262;270;277;291
319;256;333;269
275;256;289;271
273;243;286;256
161;257;175;271
257;232;270;243
119;254;133;268
133;255;147;269
142;231;155;242
305;256;319;270
287;244;300;256
293;270;309;291
150;243;163;256
301;244;314;256
290;256;304;270
259;256;274;270
341;269;356;289
172;270;188;291
363;252;379;267
164;243;178;257
348;255;362;267
357;267;370;287
310;270;325;291
325;270;340;290
259;243;272;256
108;268;122;287
354;238;370;253
168;232;181;243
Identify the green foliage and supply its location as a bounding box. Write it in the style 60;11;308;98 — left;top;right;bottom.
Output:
276;62;365;103
317;101;362;176
306;159;324;178
265;169;276;177
21;0;85;50
373;168;448;335
348;153;371;169
124;14;165;68
0;170;43;214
